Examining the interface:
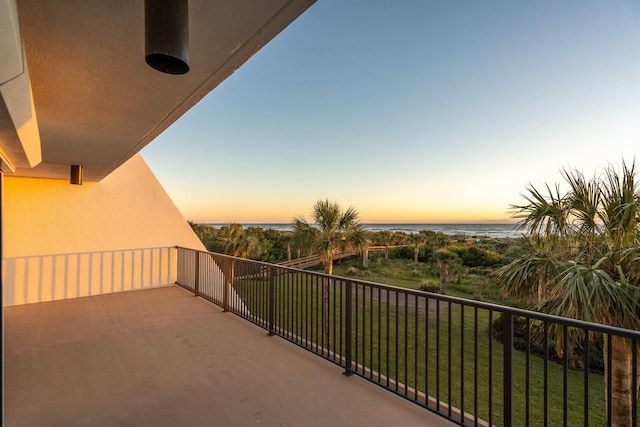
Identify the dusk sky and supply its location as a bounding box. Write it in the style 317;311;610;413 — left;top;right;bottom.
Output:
142;1;640;224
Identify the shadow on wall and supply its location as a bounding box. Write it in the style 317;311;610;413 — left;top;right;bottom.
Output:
3;247;177;306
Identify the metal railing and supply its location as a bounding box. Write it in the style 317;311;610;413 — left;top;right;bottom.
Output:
176;247;639;427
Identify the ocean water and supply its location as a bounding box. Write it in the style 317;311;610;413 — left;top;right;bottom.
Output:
206;223;522;239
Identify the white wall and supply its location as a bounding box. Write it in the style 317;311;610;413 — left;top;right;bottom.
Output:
3;154;205;306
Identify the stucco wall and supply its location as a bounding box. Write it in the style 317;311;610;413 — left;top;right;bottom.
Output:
3;154;205;306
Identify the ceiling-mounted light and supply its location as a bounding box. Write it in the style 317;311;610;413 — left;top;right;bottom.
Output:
145;0;190;75
70;165;83;185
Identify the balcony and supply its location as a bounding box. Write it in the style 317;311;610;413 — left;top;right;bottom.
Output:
4;246;639;426
3;248;449;427
5;285;450;426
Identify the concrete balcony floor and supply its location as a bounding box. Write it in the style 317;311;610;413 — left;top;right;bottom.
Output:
4;285;453;426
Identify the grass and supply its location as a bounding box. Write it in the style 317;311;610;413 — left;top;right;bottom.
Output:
232;268;613;427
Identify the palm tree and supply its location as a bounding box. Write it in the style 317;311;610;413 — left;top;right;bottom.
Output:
219;223;263;259
292;200;369;344
408;233;423;264
435;248;459;294
496;161;640;425
215;224;264;302
189;222;217;250
374;230;394;260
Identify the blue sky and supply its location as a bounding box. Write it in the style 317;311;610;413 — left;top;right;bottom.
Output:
142;1;640;223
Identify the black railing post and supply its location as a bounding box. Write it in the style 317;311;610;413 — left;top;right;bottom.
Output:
503;312;514;426
223;259;233;312
343;280;353;376
268;266;275;336
194;251;200;297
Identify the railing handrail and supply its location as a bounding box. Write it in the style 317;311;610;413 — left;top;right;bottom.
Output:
175;246;640;338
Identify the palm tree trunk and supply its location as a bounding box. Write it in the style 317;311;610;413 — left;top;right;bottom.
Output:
439;266;448;294
384;243;389;260
537;276;544;302
414;245;419;264
603;334;634;426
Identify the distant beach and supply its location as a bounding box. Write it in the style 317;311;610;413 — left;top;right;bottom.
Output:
204;223;522;239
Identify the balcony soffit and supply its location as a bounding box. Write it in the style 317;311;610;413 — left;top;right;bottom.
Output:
11;0;315;181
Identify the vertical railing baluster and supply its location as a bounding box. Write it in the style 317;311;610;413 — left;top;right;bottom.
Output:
488;310;493;426
223;259;232;312
607;333;612;427
474;306;478;426
305;273;309;346
632;338;637;426
339;278;343;363
310;275;314;347
268;266;275;336
378;287;382;383
386;288;390;387
563;324;568;427
194;251;200;297
526;318;531;427
414;294;418;400
290;270;294;341
404;292;408;396
333;277;337;359
503;311;514;427
355;283;359;372
425;295;429;406
298;272;302;345
544;321;548;427
321;275;325;353
583;328;589;427
370;285;374;380
395;290;399;392
436;298;441;409
344;280;353;376
460;304;464;424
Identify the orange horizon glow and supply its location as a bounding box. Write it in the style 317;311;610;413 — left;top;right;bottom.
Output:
177;197;517;224
183;210;517;225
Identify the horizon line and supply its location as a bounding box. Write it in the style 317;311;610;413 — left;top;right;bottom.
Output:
193;220;519;225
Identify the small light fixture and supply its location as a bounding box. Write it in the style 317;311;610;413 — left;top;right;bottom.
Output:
70;165;83;185
145;0;190;75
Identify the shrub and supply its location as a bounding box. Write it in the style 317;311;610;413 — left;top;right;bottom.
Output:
491;314;604;373
419;279;440;293
388;246;434;263
449;245;505;267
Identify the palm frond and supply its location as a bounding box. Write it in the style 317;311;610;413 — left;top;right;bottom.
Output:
537;263;640;330
496;257;562;301
511;182;569;238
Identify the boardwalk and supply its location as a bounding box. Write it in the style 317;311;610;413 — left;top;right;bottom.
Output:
278;245;400;269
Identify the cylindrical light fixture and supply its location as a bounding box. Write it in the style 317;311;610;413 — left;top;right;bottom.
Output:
70;165;83;185
145;0;190;75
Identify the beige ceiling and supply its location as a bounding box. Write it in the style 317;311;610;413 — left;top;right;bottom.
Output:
9;0;315;181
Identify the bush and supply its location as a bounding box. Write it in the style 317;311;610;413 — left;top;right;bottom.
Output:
419;279;440;293
388;246;434;263
449;245;505;267
492;314;604;373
